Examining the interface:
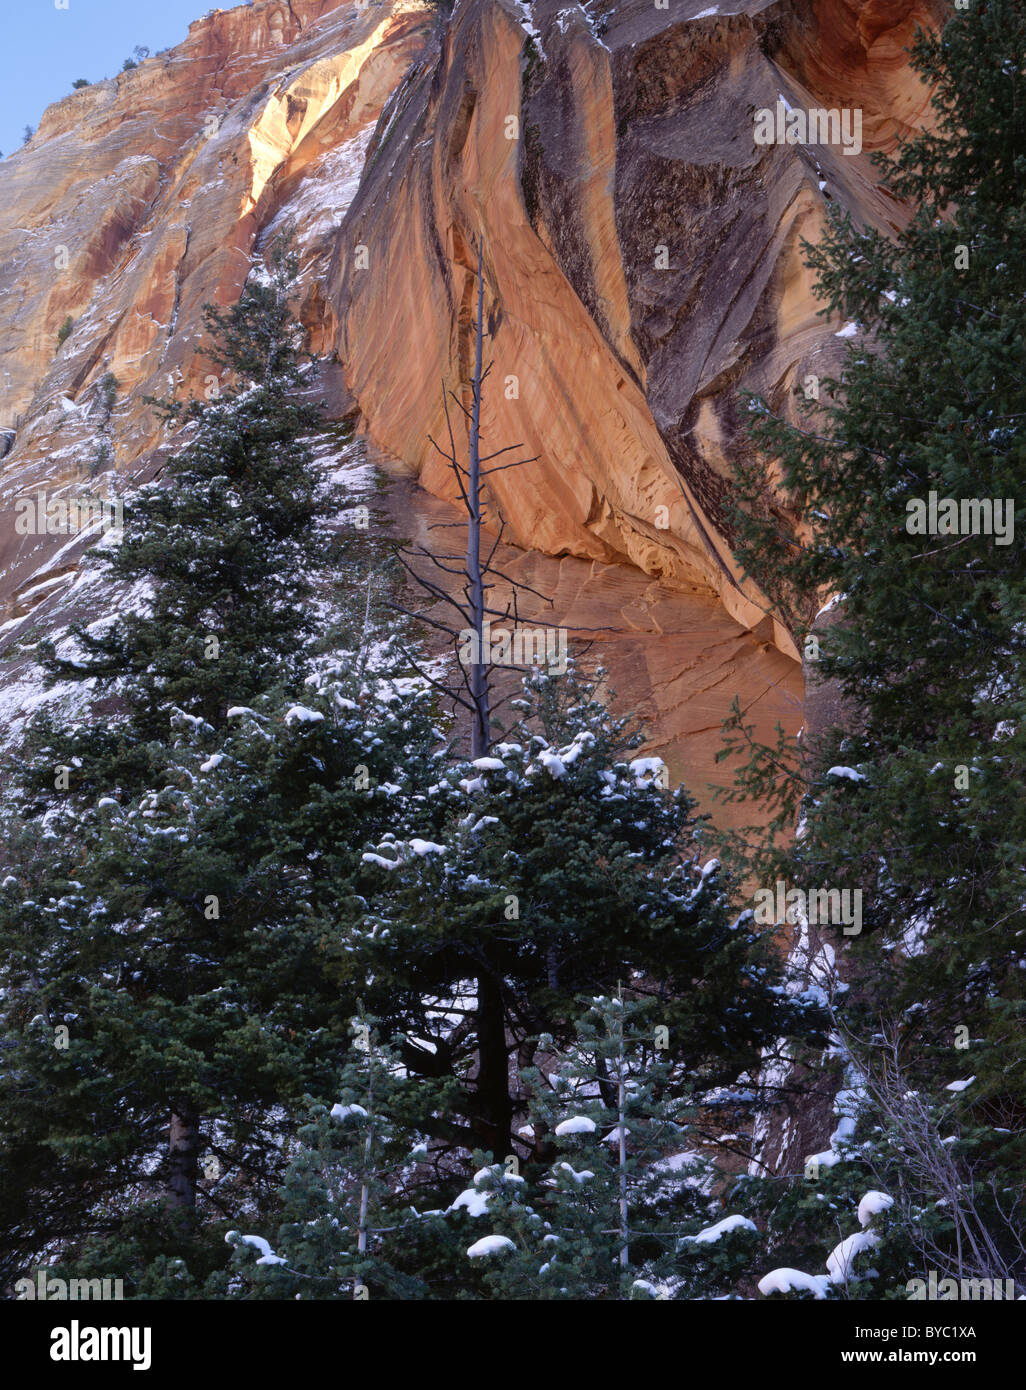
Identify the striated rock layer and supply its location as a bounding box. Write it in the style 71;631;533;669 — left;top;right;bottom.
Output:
0;0;940;826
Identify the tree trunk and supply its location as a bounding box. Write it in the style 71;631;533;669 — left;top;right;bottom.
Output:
167;1110;200;1209
467;244;490;759
475;971;513;1162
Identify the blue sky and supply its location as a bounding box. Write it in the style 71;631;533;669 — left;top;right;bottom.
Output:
2;0;214;160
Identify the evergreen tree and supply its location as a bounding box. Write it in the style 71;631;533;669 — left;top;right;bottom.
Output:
0;635;441;1294
225;1018;452;1300
354;663;825;1170
32;232;356;798
476;995;758;1299
724;0;1026;1289
416;995;763;1301
0;241;441;1292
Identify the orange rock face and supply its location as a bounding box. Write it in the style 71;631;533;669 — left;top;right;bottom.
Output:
0;0;940;818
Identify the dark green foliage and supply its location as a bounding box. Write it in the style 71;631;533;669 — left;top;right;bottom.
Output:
722;1;1026;1294
0;674;440;1290
353;663;825;1167
473;996;754;1301
0;237;439;1292
226;1021;454;1300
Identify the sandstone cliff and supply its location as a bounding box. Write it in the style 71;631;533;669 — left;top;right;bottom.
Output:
0;0;939;819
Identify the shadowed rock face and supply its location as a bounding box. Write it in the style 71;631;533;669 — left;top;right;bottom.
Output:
0;0;939;819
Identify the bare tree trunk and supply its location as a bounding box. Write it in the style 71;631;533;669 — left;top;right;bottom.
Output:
167;1110;200;1209
467;243;490;759
391;239;542;754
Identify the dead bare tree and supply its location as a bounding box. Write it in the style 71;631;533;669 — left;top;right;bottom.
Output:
839;1020;1026;1295
391;242;548;757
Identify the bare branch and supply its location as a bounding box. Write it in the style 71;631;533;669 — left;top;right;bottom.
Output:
481;456;541;476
